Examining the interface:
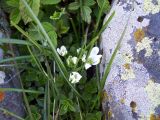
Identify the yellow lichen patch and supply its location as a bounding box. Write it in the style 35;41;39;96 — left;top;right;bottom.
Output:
120;98;125;104
136;37;153;57
150;114;156;120
123;63;130;69
144;0;160;14
134;29;145;42
108;110;112;120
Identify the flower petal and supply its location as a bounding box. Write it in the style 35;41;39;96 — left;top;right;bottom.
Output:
72;57;78;64
82;54;86;62
85;63;92;70
69;72;82;84
90;47;99;57
91;55;102;65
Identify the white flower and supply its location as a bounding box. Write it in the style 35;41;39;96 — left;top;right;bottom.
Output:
71;56;78;64
69;72;82;84
0;71;5;84
57;46;67;56
67;56;78;66
82;54;86;62
77;48;81;54
85;47;102;70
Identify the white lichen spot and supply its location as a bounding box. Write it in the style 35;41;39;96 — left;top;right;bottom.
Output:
121;68;135;80
145;80;160;114
158;50;160;56
0;71;5;84
136;37;153;57
144;0;160;14
122;53;133;64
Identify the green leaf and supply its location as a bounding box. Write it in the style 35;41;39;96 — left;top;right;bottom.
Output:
81;6;92;24
84;78;97;94
6;0;19;7
68;2;80;10
56;20;69;36
41;0;61;5
19;0;40;24
50;8;65;20
85;112;102;120
10;8;21;24
42;22;57;47
97;0;110;13
84;0;96;6
60;99;76;115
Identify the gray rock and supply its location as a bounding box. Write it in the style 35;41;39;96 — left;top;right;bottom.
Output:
0;9;25;119
100;0;160;119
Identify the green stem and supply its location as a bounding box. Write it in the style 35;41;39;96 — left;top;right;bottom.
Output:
70;18;79;41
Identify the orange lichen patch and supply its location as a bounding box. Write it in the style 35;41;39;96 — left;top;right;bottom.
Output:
123;63;130;69
157;116;160;120
150;114;156;120
134;29;145;42
0;91;5;102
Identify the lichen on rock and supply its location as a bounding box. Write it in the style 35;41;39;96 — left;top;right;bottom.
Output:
100;0;160;119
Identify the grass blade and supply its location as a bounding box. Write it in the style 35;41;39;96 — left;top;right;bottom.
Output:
0;55;33;64
0;108;25;120
0;88;44;94
0;38;32;45
100;13;130;89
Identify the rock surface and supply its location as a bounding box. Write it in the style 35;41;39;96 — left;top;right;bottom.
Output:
100;0;160;119
0;9;25;119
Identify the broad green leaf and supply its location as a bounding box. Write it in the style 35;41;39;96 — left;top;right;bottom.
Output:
6;0;19;7
28;22;57;47
10;8;21;24
19;0;40;24
56;20;69;36
84;0;96;6
81;6;92;24
41;0;61;5
68;2;80;10
42;22;57;47
97;0;110;13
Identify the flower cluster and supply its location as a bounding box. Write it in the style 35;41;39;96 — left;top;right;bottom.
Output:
57;46;102;84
